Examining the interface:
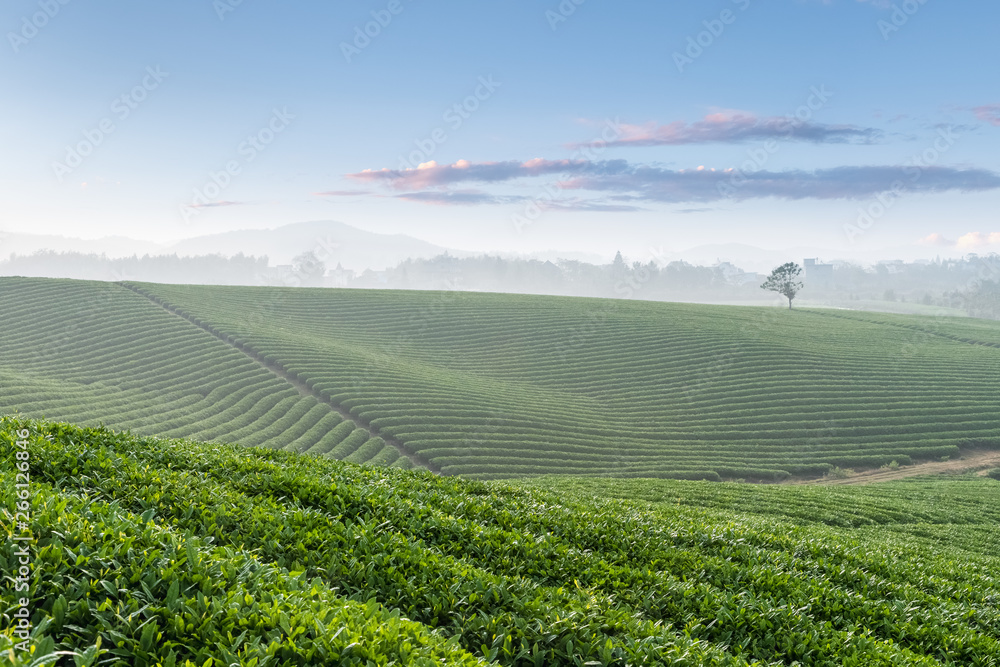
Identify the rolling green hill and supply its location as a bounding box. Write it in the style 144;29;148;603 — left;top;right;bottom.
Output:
0;279;1000;480
2;276;999;480
3;417;999;665
133;280;1000;480
0;278;408;468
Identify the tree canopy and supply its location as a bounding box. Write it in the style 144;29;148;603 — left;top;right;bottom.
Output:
761;262;804;309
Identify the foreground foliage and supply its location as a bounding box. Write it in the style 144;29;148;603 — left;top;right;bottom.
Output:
2;417;999;665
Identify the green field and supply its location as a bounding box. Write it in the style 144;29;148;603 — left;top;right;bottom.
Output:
3;417;999;666
2;276;999;480
0;279;408;469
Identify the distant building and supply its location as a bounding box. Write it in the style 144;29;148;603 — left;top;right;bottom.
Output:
803;258;834;287
325;263;355;287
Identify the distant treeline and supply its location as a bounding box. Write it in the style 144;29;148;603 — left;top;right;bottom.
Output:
963;280;1000;320
0;250;268;285
349;252;1000;318
351;253;755;300
5;248;1000;319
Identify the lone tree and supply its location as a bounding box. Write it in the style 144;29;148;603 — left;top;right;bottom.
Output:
761;262;804;309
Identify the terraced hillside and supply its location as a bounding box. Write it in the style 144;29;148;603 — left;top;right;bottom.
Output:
3;417;1000;666
2;276;999;480
131;280;1000;480
0;278;407;468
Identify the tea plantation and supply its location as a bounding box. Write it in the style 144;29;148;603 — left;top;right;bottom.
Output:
134;280;1000;480
2;417;999;665
0;279;406;468
2;276;999;480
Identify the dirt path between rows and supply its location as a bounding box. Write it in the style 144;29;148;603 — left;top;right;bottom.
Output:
120;283;438;473
786;449;1000;486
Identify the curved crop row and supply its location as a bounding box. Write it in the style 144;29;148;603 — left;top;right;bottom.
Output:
131;282;1000;479
0;278;400;468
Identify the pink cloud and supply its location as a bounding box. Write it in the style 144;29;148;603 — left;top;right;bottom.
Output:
342;157;1000;205
347;158;591;190
956;232;1000;248
917;233;952;246
973;105;1000;127
569;111;880;149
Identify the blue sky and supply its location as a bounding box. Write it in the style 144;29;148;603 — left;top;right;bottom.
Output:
2;0;998;261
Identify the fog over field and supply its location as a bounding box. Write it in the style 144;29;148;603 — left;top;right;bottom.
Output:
3;220;998;318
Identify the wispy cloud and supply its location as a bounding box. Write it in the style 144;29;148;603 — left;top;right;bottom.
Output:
348;158;1000;205
918;232;1000;248
315;190;371;197
394;190;527;206
389;190;641;210
538;198;644;213
568;111;881;149
348;158;597;190
918;233;952;246
562;164;1000;202
186;200;244;209
973;105;1000;127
